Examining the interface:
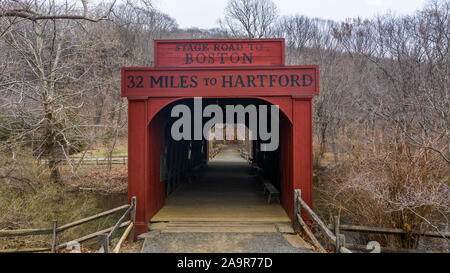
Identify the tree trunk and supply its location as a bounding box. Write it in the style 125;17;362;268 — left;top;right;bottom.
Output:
43;91;62;184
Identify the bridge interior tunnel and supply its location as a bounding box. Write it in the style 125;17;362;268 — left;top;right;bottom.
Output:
145;98;294;224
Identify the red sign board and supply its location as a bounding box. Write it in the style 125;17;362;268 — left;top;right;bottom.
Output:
121;66;318;98
154;39;285;67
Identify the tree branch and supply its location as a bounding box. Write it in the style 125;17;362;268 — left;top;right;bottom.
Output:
1;0;117;22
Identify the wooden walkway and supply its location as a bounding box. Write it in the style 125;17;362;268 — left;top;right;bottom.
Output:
151;146;290;223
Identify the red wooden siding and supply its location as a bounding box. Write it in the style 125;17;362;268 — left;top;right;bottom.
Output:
154;39;285;67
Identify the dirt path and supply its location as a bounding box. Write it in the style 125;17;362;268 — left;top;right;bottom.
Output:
140;227;314;253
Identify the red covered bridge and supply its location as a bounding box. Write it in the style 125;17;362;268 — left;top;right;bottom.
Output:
121;39;319;238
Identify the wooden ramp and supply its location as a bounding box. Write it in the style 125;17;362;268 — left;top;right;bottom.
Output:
151;221;296;233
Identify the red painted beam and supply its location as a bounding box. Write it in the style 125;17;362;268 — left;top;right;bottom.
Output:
121;66;319;98
292;98;314;222
127;99;148;238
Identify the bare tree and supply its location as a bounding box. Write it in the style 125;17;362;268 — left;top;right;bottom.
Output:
112;1;178;66
322;0;450;248
274;15;318;61
0;0;116;22
0;1;121;183
333;0;449;165
219;0;278;38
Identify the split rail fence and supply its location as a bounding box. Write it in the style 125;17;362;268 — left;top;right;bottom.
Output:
294;189;449;253
209;147;223;159
42;155;128;166
0;197;136;253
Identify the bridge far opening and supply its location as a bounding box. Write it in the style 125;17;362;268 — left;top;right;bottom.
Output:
150;98;291;224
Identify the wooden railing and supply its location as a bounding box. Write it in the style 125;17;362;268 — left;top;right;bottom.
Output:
240;150;250;161
0;197;136;253
209;147;222;159
327;220;449;253
97;197;136;253
43;155;128;166
294;189;351;253
294;189;448;253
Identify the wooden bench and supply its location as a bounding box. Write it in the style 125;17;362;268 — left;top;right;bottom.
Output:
263;182;280;204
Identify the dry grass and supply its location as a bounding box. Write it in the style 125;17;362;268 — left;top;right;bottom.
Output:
62;165;128;194
0;150;128;251
313;132;449;250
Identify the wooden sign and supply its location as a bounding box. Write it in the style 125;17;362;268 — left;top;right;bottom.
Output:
154;39;285;67
121;66;318;98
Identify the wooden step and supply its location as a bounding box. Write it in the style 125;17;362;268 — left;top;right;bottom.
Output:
161;221;278;233
166;221;276;226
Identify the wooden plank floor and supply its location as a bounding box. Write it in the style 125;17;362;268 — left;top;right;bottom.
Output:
160;222;279;233
151;146;290;223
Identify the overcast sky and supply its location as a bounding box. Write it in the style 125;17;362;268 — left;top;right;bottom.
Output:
152;0;429;29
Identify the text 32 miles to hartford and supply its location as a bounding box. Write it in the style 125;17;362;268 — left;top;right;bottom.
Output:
127;74;314;89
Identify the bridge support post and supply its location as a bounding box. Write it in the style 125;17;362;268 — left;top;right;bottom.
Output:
292;97;313;224
293;189;301;233
127;98;149;240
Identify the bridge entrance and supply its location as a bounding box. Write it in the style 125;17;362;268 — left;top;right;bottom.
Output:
121;39;319;238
